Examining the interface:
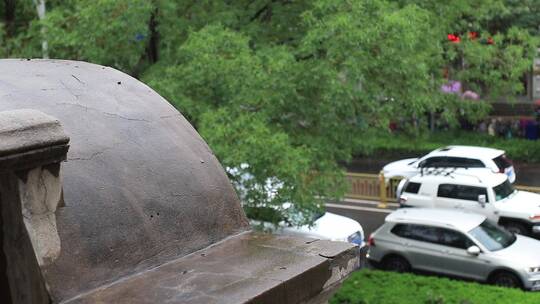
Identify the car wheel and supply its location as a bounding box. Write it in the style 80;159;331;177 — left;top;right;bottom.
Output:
503;222;529;236
490;271;522;289
381;255;410;273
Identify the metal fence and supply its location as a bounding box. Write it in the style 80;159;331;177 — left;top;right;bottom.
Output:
345;172;540;208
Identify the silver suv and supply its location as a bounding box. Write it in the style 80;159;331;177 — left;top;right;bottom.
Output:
367;208;540;290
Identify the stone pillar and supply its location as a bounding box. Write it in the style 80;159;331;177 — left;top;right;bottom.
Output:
0;109;70;304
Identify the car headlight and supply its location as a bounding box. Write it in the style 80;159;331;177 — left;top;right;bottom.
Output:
347;231;364;245
528;267;540;273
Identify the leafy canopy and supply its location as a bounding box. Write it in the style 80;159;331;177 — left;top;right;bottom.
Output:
0;0;537;225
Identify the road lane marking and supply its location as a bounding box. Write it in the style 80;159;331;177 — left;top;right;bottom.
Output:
326;203;394;214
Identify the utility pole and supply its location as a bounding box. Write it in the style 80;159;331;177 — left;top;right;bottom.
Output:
32;0;48;59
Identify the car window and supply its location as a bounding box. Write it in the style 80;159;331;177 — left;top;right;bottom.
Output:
455;157;485;168
493;155;512;171
437;228;474;249
404;182;421;194
437;184;488;202
437;184;455;198
445;157;466;167
392;224;474;249
493;180;515;201
391;224;439;243
432;157;484;168
419;157;447;168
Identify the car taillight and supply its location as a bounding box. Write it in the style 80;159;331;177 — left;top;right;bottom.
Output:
530;214;540;221
368;234;375;247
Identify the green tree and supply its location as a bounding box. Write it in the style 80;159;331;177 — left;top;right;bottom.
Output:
144;24;352;225
42;0;153;74
397;0;538;101
0;0;537;225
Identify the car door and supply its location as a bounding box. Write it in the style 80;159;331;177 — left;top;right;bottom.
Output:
430;227;493;281
390;224;449;273
435;184;499;222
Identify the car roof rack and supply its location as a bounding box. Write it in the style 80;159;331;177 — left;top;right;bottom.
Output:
419;167;483;183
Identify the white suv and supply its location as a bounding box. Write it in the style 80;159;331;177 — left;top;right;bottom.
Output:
396;169;540;236
383;145;516;183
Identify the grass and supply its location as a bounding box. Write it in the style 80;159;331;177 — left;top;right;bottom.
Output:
331;270;540;304
355;130;540;164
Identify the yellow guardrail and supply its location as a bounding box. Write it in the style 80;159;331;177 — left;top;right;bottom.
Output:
345;172;403;208
515;185;540;193
345;172;540;207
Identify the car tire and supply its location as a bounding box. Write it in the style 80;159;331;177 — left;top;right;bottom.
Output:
381;255;410;273
503;222;529;236
489;271;522;289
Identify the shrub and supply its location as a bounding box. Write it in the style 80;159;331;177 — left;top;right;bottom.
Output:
355;130;540;163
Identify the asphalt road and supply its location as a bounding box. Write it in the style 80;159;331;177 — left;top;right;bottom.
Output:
325;198;396;239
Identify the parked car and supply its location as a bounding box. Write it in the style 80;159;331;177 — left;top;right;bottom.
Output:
382;145;516;183
367;208;540;290
395;169;540;236
227;164;365;248
248;205;365;248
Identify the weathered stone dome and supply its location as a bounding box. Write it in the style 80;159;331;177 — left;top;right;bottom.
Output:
0;59;249;301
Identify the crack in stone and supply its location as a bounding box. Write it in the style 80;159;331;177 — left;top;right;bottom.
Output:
170;192;204;199
318;253;336;259
102;112;149;123
160;114;182;119
55;102;89;111
71;74;85;85
68;144;120;161
68;151;105;161
55;102;150;122
59;80;82;100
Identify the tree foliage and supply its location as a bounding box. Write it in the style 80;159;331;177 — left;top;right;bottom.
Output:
0;0;537;225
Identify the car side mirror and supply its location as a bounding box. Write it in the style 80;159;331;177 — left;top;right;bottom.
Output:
467;245;480;256
478;194;487;207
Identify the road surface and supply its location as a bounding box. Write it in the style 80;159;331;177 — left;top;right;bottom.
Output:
326;198;396;239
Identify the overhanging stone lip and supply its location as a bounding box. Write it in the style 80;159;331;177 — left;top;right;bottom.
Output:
0;144;69;172
0;109;70;158
61;232;359;304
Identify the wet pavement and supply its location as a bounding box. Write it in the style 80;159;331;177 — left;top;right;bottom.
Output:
345;157;540;187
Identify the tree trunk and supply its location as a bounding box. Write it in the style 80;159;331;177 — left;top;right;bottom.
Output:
147;6;159;63
3;0;16;37
32;0;49;59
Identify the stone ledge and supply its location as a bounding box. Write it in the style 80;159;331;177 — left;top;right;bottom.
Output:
0;109;69;158
63;232;359;304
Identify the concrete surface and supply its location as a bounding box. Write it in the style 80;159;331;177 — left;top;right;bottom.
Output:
65;232;358;304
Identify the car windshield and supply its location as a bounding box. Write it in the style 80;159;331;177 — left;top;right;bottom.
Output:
493;180;515;201
469;220;516;251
